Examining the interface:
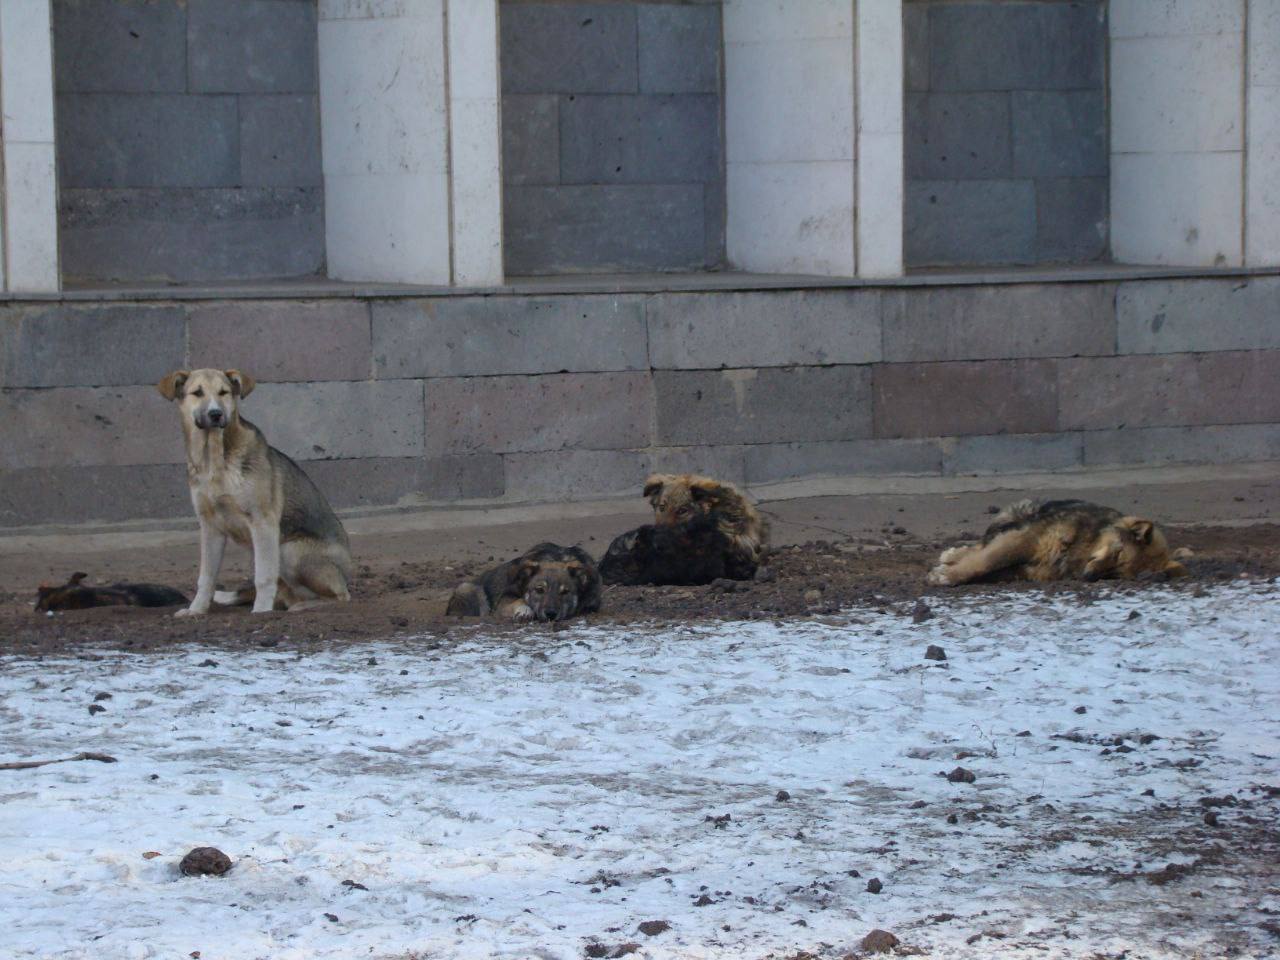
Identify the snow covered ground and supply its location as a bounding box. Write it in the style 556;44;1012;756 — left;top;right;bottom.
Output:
2;584;1278;960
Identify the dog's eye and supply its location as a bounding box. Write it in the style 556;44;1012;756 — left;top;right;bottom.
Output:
219;389;229;397
192;388;204;397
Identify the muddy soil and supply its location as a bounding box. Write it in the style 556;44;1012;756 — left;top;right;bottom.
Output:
4;523;1277;655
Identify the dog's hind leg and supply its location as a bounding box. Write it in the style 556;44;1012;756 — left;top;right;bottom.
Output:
177;524;226;617
286;558;350;611
928;530;1033;586
249;521;281;614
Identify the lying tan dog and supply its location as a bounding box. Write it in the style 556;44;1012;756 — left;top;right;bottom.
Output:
928;499;1191;586
642;473;769;574
157;368;351;615
446;543;602;622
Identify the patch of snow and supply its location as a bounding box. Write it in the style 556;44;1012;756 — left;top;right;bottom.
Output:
1;584;1278;958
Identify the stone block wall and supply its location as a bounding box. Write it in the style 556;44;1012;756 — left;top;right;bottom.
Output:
904;0;1109;266
500;1;725;274
2;274;1279;528
54;0;324;283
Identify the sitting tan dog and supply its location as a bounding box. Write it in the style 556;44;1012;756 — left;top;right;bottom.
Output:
157;368;351;615
928;499;1190;586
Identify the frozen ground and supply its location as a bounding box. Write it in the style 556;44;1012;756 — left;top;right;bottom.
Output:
2;584;1278;960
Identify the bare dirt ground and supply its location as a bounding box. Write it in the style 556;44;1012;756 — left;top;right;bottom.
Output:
2;469;1278;654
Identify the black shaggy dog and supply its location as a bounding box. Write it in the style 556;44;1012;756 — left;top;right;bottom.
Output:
446;543;603;622
35;572;188;612
599;510;757;586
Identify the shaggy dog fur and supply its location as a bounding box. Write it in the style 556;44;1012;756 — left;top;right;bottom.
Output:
446;543;603;622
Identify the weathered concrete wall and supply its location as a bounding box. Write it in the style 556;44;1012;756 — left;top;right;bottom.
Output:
500;1;725;274
904;0;1108;266
54;0;325;283
3;274;1279;527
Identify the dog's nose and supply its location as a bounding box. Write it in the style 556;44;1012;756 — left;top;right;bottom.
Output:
545;609;559;621
207;408;225;426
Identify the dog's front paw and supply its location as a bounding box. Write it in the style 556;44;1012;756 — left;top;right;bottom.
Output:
938;546;969;564
510;602;535;622
174;606;206;618
926;563;959;587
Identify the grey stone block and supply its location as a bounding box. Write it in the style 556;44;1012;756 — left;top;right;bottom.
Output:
929;2;1104;92
1012;91;1106;178
1036;178;1108;263
1;305;185;388
905;180;1036;266
560;94;722;185
1117;277;1280;354
0;464;190;527
905;92;1012;180
54;0;188;93
648;445;749;485
425;372;652;456
503;449;651;500
1084;423;1280;468
647;290;882;369
57;95;239;188
187;0;318;93
654;367;873;446
239;95;322;187
59;188;325;282
1058;351;1280;430
188;301;372;382
745;439;943;485
504;185;707;273
944;432;1083;476
904;4;929;92
246;380;425;461
303;454;504;508
372;295;648;379
703;176;726;268
882;283;1115;362
0;386;181;470
638;4;721;94
873;359;1059;439
501;4;638;94
502;95;559;186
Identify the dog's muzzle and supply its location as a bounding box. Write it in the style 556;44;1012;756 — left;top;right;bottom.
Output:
194;406;226;430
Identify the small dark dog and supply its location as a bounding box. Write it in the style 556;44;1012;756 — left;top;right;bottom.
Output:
446;543;602;622
35;572;188;612
599;510;755;585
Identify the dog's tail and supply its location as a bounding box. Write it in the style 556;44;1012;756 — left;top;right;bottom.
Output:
213;581;255;607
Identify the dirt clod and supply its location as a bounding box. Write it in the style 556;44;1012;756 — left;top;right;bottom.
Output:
859;929;899;953
754;566;778;583
87;704;106;715
775;789;791;802
637;920;670;937
179;846;232;877
911;600;933;623
865;878;883;894
924;644;947;661
946;766;976;784
1074;706;1088;714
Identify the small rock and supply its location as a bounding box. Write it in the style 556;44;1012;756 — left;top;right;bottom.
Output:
924;644;947;661
198;659;218;667
859;929;899;953
324;913;339;923
1204;811;1220;827
946;766;976;784
986;505;1000;514
179;847;232;877
693;894;715;906
637;920;670;937
709;578;740;593
88;704;106;715
803;588;822;604
891;526;907;536
911;600;933;623
1127;610;1142;621
94;692;112;702
141;851;162;860
341;879;369;891
947;813;958;825
865;877;883;894
1074;705;1087;714
909;799;926;809
753;566;778;583
775;789;791;802
1016;730;1031;737
366;656;378;666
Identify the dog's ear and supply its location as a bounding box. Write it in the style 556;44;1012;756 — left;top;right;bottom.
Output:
642;474;668;503
514;559;540;589
565;560;592;588
225;369;255;398
1119;517;1155;544
69;572;88;586
156;370;190;401
689;479;729;507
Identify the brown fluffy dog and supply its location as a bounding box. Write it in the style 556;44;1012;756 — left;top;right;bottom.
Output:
927;499;1191;586
642;473;769;572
